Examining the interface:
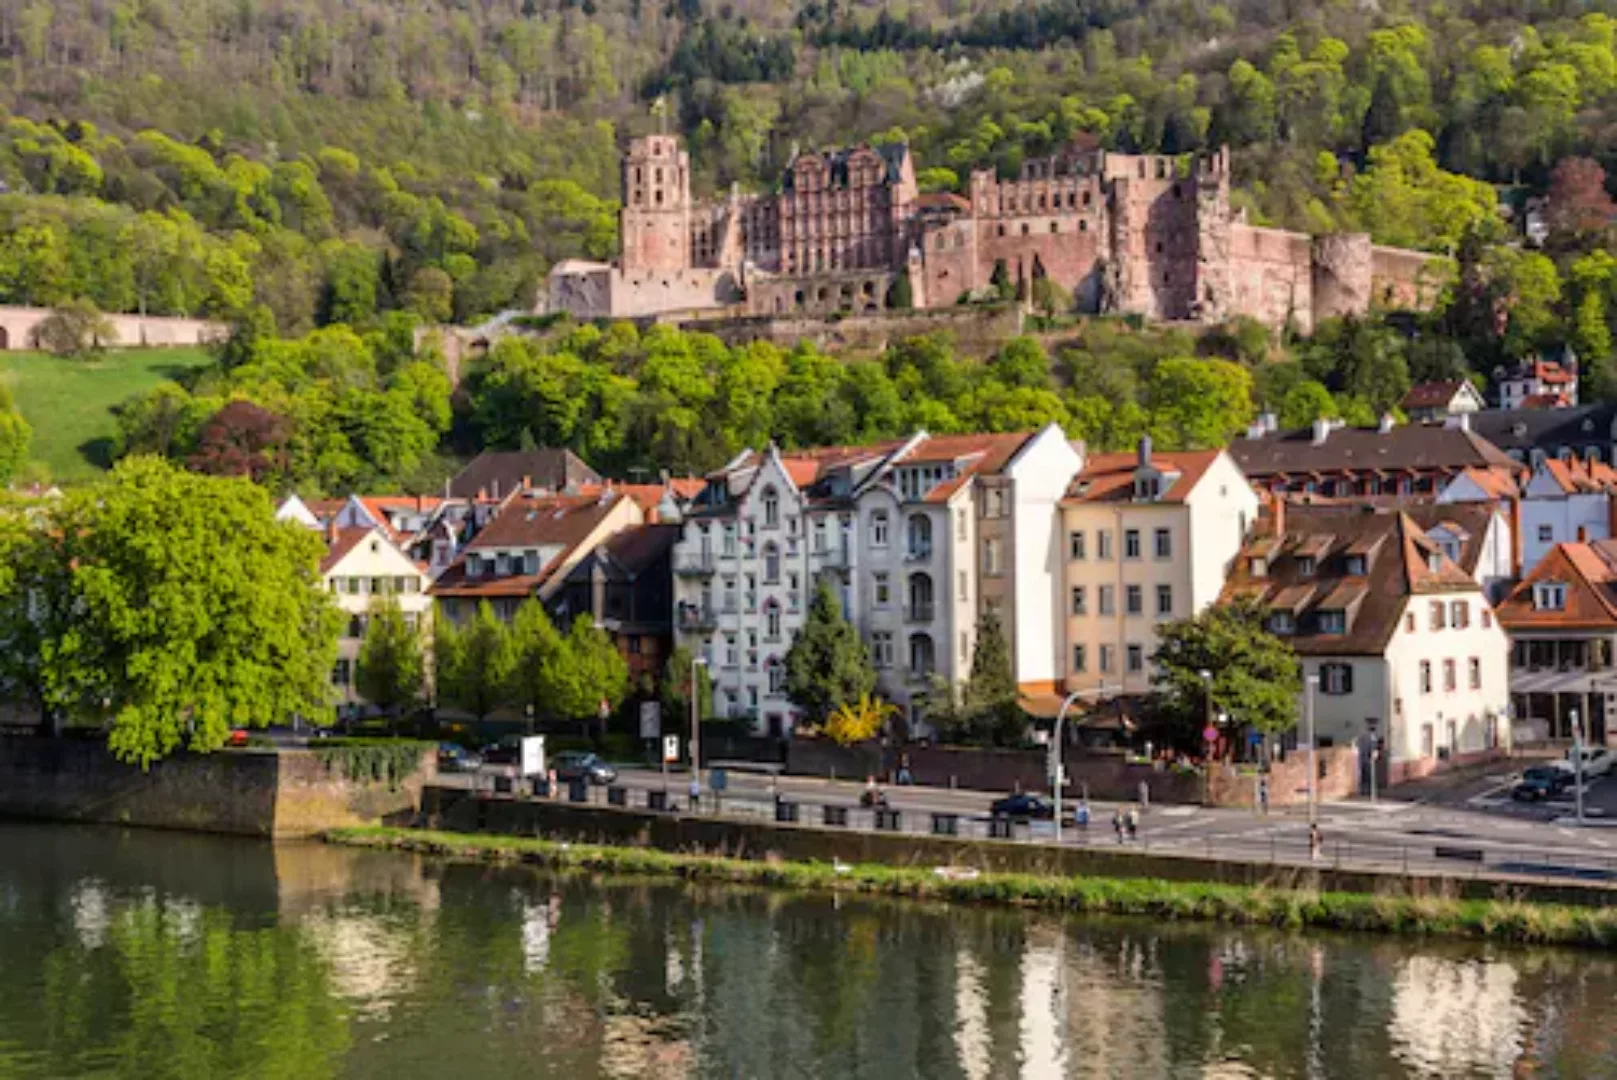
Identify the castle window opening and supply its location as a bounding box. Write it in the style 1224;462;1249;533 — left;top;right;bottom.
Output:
1050;222;1058;233
1038;194;1047;210
635;167;643;184
794;289;805;307
997;225;1005;237
1080;220;1088;232
1156;160;1167;179
655;190;663;206
655;168;663;183
1163;271;1170;284
1155;241;1163;253
1137;161;1146;179
1083;191;1092;207
1021;223;1030;236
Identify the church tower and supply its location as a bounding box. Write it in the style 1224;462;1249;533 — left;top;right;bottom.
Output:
621;135;693;274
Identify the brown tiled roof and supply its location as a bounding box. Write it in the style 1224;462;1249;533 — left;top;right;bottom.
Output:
897;431;1034;473
1496;542;1617;630
1063;449;1221;504
447;449;601;499
431;492;626;598
1398;501;1501;577
1229;424;1522;479
320;526;376;574
1400;381;1470;410
563;523;681;584
1222;505;1478;656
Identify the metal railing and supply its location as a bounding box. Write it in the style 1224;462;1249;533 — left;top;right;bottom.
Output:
674;553;716;576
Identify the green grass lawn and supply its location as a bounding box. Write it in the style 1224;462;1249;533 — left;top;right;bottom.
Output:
0;347;214;482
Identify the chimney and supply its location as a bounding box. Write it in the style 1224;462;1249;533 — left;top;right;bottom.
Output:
1136;435;1152;469
326;518;339;546
492;480;500;500
522;474;532;491
1311;418;1332;446
1378;413;1396;434
1509;492;1524;579
1271;488;1286;539
1456;412;1471;432
477;486;487;502
1579;525;1590;543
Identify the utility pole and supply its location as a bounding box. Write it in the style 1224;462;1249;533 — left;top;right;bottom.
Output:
1305;673;1319;826
1199;668;1214;804
1052;684;1117;845
1572;707;1585;825
690;654;708;801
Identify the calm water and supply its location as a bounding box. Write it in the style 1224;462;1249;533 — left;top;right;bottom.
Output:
0;825;1615;1079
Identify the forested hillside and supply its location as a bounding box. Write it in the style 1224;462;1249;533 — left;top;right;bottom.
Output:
3;0;1617;490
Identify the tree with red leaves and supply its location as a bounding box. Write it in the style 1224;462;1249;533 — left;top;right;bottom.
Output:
1545;157;1617;246
187;401;291;483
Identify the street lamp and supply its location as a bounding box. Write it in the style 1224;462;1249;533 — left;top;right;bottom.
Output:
690;654;708;800
1198;669;1214;804
1053;684;1118;846
1304;672;1319;826
1571;707;1585;825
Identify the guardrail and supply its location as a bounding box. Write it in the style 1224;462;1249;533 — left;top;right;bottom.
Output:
449;780;1617;888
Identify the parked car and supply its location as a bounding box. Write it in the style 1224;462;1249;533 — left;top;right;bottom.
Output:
990;793;1070;822
437;743;483;774
480;736;523;767
1513;765;1574;801
1563;747;1613;778
552;751;616;785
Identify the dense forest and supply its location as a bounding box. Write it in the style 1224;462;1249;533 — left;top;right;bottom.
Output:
2;0;1617;488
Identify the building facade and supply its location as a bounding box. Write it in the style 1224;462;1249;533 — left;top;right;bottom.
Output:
1060;443;1258;698
669;426;1082;735
1223;504;1511;787
546;135;1441;333
320;526;434;714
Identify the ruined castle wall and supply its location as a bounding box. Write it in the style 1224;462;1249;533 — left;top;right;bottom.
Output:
1309;233;1373;327
1371;246;1448;311
746;271;897;317
918;219;980;306
1226;223;1315;332
1109;177;1199;321
608;267;735;318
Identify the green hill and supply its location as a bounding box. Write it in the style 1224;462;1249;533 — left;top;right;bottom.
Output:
0;347;213;483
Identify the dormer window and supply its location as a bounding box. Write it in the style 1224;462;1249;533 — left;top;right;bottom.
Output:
466;554;483;578
1427;552;1443;573
1534;582;1568;611
1317;610;1347;634
1344;555;1367;576
1296;556;1316;578
495;553;510;576
1250;556;1268;578
1134;476;1161;500
1268;612;1295;635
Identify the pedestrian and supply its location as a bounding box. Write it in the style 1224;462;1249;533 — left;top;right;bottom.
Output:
546;768;558;799
1309;822;1322;861
896;753;913;786
1258;777;1269;816
1112;808;1125;844
1076;799;1090;835
1126;805;1139;841
689;775;701;812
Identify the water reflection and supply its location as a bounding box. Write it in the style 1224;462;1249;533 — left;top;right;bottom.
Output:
0;823;1614;1078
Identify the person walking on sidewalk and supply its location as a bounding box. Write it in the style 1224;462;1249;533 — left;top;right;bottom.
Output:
1112;808;1125;844
1309;822;1323;861
1126;805;1140;841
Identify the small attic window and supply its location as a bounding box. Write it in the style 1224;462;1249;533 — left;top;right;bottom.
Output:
1296;556;1316;577
369;540;379;553
1250;556;1268;578
1427;552;1442;573
1534;582;1567;611
1344;554;1367;576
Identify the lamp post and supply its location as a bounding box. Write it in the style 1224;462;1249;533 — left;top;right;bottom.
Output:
1053;684;1118;846
1571;707;1585;825
1304;672;1319;826
690;655;708;799
1199;669;1214;804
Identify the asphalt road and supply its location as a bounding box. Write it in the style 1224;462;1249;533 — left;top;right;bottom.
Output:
441;762;1617;884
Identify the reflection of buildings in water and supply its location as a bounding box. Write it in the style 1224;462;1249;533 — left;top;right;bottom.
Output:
1060;936;1169;1079
518;889;562;975
665;916;705;999
301;910;421;1019
69;878;110;950
953;945;991;1080
1019;928;1067;1078
599;1009;694;1080
1389;956;1526;1076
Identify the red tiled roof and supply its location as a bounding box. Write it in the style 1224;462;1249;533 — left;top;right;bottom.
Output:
1063;449;1221;504
1446;466;1520;500
430;492;629;598
1400;381;1470;410
1497;542;1617;630
320;526;379;574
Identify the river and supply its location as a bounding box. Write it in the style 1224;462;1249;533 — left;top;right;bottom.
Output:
0;823;1614;1078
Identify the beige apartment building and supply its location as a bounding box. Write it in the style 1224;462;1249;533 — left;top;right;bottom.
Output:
1061;441;1258;697
321;525;434;714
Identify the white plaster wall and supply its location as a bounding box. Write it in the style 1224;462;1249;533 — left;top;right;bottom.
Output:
1004;425;1083;686
1520;493;1609;570
1184;452;1259;613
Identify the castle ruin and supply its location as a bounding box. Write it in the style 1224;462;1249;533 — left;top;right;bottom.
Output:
544;134;1440;333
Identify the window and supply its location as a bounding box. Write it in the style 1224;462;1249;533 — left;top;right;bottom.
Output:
1071;586;1087;616
1098;530;1114;560
1534;582;1568;611
907;514;933;559
1099;585;1115;616
1124;529;1141;560
1099;645;1115;673
1069;530;1086;560
956;509;967;541
1154;528;1171;559
908;573;934;620
765;602;782;640
1429;600;1446;630
1268;612;1295;635
1317;610;1346;634
761;486;779;528
332;659;350;686
1072;644;1087;672
347;615;365;639
1482;609;1493;629
724;635;738;666
982;538;1004;575
909;633;936;676
1469;657;1482;690
764;542;781;584
1345;555;1367;576
1450;601;1469;629
873;572;891;606
1320;663;1353;695
958;570;969;602
1126;644;1144;673
1126;585;1143;615
1249;556;1268;578
872;631;894;667
871;511;889;547
1443;659;1457;692
1297;557;1316;577
722;523;738;556
1156;585;1173;616
1537;524;1554;544
1419;660;1432;694
767;658;785;695
1404;612;1416;632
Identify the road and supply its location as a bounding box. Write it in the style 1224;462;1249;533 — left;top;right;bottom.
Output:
442;760;1617;885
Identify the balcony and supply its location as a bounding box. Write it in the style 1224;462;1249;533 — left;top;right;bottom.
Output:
905;546;933;563
674;552;717;577
816;545;853;571
676;603;718;631
904;602;936;623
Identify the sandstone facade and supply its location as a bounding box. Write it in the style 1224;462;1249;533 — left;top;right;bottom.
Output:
545;135;1442;333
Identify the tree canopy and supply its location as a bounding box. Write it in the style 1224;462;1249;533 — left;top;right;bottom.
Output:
1151;597;1302;749
783;579;876;725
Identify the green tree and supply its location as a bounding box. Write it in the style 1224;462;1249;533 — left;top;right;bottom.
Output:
0;383;32;485
1151;597;1300;750
886;271;914;310
42;457;341;765
33;298;115;357
405;266;454;324
547;614;629;727
354;595;425;727
434;602;514;721
783;579;875;725
1146;357;1254;449
508;598;564;729
953;609;1026;746
661;645;714;727
1277;379;1339;429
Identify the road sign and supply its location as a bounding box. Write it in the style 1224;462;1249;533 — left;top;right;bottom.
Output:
1203;726;1218;743
662;734;679;763
639;701;661;739
519;735;546;778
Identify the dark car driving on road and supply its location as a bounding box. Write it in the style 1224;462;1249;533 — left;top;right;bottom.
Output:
1513;765;1574;801
552;751;616;785
437;743;483;773
990;793;1071;822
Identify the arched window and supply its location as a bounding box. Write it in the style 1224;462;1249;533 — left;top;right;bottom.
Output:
763;541;781;584
907;514;932;559
908;572;934;621
909;633;936;676
761;486;779;528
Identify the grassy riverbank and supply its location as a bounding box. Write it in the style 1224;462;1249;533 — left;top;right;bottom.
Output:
326;826;1617;949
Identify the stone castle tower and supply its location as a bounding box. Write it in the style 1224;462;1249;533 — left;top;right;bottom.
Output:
620;135;693;275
